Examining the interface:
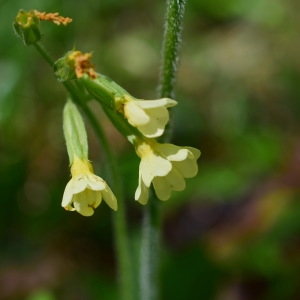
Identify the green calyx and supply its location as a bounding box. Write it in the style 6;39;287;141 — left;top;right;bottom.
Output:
79;74;122;110
79;74;143;140
63;100;89;163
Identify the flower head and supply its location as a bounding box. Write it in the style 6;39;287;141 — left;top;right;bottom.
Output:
118;95;177;138
134;138;200;204
62;157;118;216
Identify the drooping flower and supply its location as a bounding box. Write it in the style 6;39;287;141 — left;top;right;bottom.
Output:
55;50;177;138
118;95;177;138
62;100;117;216
134;138;200;204
62;156;118;216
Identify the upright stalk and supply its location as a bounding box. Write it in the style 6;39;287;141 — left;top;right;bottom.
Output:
33;42;134;300
139;1;187;299
159;0;187;99
140;193;161;300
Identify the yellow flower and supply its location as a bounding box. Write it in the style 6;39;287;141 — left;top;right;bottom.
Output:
120;95;177;138
62;156;118;216
134;139;200;204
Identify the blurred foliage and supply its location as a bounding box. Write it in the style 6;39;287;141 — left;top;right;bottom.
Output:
1;0;300;299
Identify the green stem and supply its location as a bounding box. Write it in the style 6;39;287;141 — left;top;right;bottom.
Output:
140;195;161;300
159;0;187;99
140;1;187;299
33;42;134;300
33;42;54;66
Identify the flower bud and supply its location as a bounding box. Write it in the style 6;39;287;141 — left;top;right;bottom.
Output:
13;9;41;45
54;54;77;82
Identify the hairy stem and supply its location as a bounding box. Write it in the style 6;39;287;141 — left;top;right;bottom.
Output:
139;1;187;300
159;0;187;99
33;42;54;67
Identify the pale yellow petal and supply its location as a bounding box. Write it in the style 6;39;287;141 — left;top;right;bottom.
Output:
61;179;74;207
70;174;88;194
156;145;200;178
63;203;76;211
153;177;171;200
93;191;102;209
185;147;201;160
124;98;176;137
72;189;100;216
134;98;177;109
153;168;185;200
138;124;164;138
86;174;106;191
140;154;171;187
172;158;198;178
155;143;190;161
135;173;149;205
137;106;169;138
102;185;118;211
166;168;186;191
124;101;150;126
73;203;94;216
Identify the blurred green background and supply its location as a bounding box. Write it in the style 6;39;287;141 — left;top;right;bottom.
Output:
1;0;300;299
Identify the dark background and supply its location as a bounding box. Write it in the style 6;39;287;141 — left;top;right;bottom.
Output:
1;0;300;299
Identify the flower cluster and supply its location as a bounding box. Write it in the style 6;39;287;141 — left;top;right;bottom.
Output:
57;50;201;212
14;10;201;216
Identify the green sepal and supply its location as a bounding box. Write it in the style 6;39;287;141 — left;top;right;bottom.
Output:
63;100;89;163
13;9;42;46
